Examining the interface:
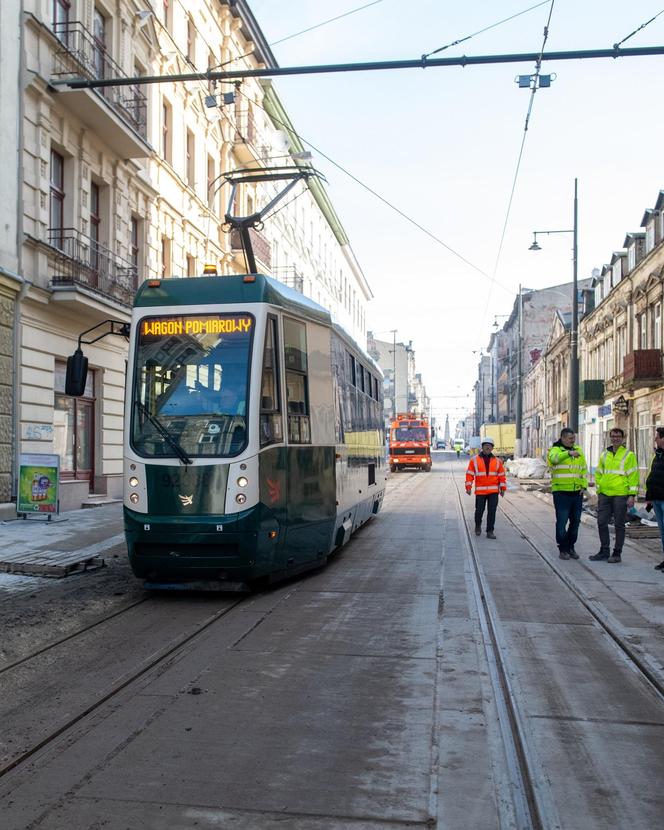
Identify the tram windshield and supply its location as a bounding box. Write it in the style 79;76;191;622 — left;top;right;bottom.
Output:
392;427;429;442
131;313;254;458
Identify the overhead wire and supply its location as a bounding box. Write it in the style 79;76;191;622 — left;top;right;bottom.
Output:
422;0;551;58
270;1;386;46
613;7;664;48
233;86;515;290
479;0;557;329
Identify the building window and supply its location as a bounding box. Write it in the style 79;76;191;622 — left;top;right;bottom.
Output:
187;15;196;63
54;361;95;486
53;0;70;40
185;128;195;187
162;100;172;163
90;182;101;271
161;236;171;278
646;222;655;252
640;312;648;350
207;154;216;209
49;149;65;249
130;216;142;288
654;302;662;350
162;0;172;31
92;9;106;79
207;51;216;93
186;255;196;277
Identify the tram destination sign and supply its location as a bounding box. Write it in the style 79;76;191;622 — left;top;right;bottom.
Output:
141;316;253;337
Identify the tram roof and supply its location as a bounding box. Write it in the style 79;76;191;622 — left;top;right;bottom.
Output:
134;274;331;325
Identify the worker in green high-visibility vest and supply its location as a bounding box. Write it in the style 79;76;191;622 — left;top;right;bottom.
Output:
548;427;588;560
590;427;639;564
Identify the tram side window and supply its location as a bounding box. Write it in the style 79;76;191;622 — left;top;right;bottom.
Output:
347;351;356;386
284;317;310;443
260;315;283;447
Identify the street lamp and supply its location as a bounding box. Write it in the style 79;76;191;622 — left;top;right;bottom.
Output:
528;177;579;434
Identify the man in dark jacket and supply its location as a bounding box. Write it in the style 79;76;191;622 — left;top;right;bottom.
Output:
645;426;664;571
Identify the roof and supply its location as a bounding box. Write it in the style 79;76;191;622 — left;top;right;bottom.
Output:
134;274;331;325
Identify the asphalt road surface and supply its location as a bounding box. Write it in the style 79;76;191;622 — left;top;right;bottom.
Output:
1;453;663;829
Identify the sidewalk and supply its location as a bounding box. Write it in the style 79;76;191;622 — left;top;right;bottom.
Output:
0;504;125;592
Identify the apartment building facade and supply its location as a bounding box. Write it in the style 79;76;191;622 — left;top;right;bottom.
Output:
1;0;372;514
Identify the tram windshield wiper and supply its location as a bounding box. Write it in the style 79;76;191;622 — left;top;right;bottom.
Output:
136;400;192;465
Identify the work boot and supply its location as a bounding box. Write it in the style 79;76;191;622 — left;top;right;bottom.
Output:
559;550;571;560
607;553;622;563
589;550;610;561
486;531;496;540
655;561;664;571
475;524;481;536
568;547;579;560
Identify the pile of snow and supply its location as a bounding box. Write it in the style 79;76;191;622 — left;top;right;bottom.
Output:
505;457;549;479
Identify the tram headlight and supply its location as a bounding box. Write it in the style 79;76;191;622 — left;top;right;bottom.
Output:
236;476;248;488
235;493;247;505
129;493;140;504
129;476;139;487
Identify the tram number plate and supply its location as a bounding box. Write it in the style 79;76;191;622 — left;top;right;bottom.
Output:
405;450;415;454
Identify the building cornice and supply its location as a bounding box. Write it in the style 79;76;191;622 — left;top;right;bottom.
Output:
220;1;278;69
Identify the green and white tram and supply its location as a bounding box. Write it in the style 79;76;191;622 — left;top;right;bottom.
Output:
114;273;385;586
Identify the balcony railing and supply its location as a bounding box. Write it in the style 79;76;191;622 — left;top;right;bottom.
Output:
233;105;258;145
47;228;136;306
623;349;663;387
604;374;624;396
272;266;304;294
51;21;147;139
230;227;272;270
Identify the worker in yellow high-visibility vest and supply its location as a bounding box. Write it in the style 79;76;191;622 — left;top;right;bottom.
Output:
589;427;639;564
548;427;587;560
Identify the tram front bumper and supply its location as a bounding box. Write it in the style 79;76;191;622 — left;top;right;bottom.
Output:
123;505;280;581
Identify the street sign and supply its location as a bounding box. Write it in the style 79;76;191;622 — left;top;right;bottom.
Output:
17;453;60;517
613;395;630;414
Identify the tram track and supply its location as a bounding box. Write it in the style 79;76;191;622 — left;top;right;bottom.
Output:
0;469;423;788
451;473;547;830
452;455;664;829
0;595;247;780
499;498;664;704
0;472;406;784
0;595;150;677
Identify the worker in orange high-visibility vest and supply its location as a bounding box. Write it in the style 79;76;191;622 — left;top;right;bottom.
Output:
465;436;507;539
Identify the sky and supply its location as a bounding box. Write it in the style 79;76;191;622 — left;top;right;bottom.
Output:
247;0;664;424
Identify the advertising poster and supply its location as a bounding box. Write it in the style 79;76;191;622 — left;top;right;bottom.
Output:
18;453;60;515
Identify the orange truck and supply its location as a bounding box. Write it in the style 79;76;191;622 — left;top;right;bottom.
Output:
388;413;432;472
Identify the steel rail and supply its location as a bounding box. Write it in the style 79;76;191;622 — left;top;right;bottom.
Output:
453;476;547;830
0;595;150;676
499;499;664;704
0;597;245;779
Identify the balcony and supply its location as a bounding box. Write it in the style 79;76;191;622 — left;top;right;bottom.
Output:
232;105;265;165
623;349;663;388
47;228;136;307
604;374;624;396
272;265;304;294
230;227;272;273
579;379;605;405
51;22;150;158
